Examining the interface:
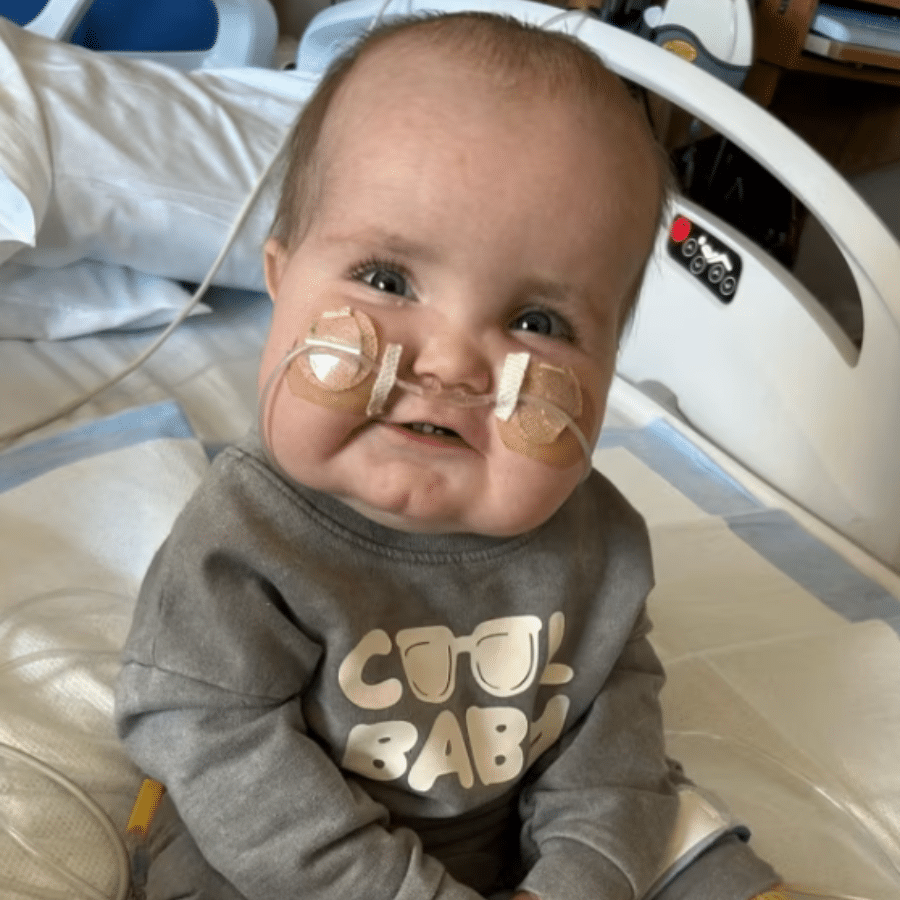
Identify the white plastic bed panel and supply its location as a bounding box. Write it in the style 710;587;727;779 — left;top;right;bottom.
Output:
621;196;900;571
300;0;900;570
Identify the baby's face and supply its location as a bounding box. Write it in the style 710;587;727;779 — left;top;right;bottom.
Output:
259;45;660;536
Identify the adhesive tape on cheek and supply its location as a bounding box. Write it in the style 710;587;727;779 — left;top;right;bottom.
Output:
292;307;378;392
497;358;591;472
514;362;582;444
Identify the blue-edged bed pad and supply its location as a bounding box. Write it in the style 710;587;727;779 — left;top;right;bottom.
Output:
1;297;899;898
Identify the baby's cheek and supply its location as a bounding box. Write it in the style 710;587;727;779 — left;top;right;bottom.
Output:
263;385;366;491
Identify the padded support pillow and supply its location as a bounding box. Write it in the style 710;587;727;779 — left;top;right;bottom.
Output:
0;19;318;336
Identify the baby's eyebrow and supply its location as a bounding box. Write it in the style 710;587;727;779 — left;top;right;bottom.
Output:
323;227;439;264
515;277;597;322
516;276;576;304
518;277;623;338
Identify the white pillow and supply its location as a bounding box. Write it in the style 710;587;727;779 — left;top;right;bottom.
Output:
0;18;319;302
0;21;51;266
0;259;212;340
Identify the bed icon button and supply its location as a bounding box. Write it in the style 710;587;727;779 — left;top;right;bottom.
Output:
668;215;742;304
707;263;726;284
719;275;737;298
689;254;707;275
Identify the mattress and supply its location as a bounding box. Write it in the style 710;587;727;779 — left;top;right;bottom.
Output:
1;287;899;898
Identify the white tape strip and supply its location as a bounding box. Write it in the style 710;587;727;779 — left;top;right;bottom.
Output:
494;352;530;421
366;343;403;417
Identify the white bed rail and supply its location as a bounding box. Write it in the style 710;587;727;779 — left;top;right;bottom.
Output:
589;23;900;571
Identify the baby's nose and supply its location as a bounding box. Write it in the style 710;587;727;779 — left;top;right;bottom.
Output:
408;328;493;396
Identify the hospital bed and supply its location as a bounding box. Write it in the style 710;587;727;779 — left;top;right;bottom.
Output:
1;1;899;897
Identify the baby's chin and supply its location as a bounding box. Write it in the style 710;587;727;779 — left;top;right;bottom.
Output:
331;486;564;538
336;497;464;534
274;432;584;537
332;491;485;535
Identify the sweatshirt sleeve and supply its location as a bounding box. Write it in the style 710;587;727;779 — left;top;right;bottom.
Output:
516;611;680;900
651;834;780;900
115;542;483;900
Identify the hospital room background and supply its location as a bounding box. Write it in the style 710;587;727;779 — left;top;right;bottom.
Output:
1;1;900;898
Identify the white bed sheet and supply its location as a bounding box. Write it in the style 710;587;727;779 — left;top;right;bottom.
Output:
1;290;899;899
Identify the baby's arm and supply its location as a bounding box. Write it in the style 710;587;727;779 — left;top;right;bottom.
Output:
115;516;485;900
118;677;477;900
513;616;780;900
513;614;679;900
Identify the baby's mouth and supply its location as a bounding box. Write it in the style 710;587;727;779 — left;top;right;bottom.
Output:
392;421;470;448
405;422;459;438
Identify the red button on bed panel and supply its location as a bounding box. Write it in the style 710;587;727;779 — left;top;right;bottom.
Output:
671;215;692;243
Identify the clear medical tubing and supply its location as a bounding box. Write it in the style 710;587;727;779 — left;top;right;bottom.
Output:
256;338;595;482
0;101;291;449
665;730;900;900
0;742;129;900
0;588;134;899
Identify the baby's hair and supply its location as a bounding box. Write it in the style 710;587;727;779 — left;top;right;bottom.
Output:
269;11;676;332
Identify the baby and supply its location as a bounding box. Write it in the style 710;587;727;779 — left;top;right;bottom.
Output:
116;11;784;900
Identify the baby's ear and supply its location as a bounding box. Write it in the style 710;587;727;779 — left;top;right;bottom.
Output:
263;237;289;301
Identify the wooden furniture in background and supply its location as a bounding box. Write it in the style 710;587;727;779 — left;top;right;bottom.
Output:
749;0;900;106
742;2;900;176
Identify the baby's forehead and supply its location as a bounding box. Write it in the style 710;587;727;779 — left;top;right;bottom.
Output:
325;33;648;162
356;29;626;97
305;20;665;298
328;37;657;188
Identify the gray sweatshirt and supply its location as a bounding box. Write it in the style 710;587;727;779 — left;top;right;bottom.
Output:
115;433;778;900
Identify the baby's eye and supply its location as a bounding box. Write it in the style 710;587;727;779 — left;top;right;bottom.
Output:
510;308;574;342
353;261;412;298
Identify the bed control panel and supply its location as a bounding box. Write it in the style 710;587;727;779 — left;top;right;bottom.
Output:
667;215;742;303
